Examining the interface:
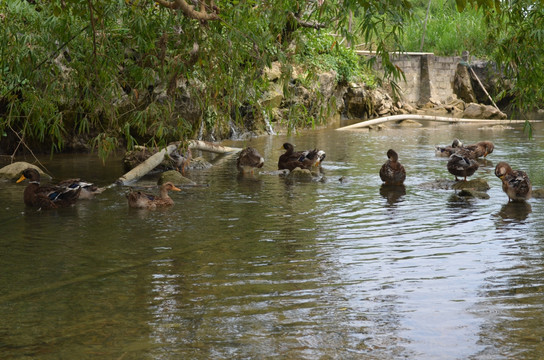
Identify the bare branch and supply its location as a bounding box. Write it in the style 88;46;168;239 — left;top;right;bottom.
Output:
288;11;326;30
155;0;219;21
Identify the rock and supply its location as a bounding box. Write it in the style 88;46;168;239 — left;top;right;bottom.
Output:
0;162;50;181
462;103;507;119
532;188;544;198
477;124;514;131
158;170;195;185
453;63;477;103
286;167;313;181
452;178;490;191
260;82;284;108
458;189;490;199
264;61;282;81
187;157;212;170
397;119;422;127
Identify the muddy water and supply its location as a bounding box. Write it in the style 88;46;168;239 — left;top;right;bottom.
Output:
1;121;544;359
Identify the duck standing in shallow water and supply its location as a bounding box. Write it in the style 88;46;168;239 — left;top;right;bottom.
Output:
16;168;89;210
278;143;326;171
495;162;532;202
447;153;479;181
127;182;181;209
379;149;406;185
237;147;264;174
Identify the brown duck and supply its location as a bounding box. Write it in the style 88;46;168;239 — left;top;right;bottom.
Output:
237;147;264;174
447;153;479;181
379;149;406;185
494;162;532;202
463;141;494;159
16;168;89;210
278;143;325;171
127;182;181;209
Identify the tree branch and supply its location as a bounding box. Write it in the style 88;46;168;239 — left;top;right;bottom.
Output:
288;11;326;30
155;0;219;21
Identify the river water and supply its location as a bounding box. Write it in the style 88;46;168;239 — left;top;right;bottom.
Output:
1;121;544;359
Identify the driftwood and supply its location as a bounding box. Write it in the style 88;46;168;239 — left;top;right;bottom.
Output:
115;140;241;185
336;114;538;131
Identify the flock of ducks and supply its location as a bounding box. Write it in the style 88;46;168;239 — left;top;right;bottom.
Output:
14;139;532;211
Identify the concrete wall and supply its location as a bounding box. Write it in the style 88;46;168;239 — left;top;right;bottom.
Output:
360;51;464;105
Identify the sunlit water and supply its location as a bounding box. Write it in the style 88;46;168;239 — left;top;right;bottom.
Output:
2;121;544;359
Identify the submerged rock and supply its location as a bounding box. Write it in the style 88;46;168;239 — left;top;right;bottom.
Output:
158;170;195;186
532;188;544;199
458;189;490;199
452;178;490;191
286;167;313;182
420;178;489;191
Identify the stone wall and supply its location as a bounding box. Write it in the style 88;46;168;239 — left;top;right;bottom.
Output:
360;51;464;106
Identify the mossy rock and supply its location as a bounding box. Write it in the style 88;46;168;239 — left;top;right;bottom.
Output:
452;178;490;191
532;188;544;199
158;170;195;186
458;189;490;199
187;157;212;170
286;167;313;182
0;162;51;181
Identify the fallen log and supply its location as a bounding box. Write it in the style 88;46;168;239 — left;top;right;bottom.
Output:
115;140;241;185
336;114;538;131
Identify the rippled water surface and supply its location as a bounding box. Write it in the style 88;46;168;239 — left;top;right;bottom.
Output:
2;121;544;359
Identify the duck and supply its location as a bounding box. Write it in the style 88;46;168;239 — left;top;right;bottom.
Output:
127;182;181;209
278;143;326;171
379;149;406;185
169;147;192;175
494;161;532;202
463;141;494;158
447;153;479;181
236;147;264;174
16;168;94;209
435;139;463;157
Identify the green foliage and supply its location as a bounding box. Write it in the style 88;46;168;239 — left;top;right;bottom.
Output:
402;0;488;56
295;33;373;85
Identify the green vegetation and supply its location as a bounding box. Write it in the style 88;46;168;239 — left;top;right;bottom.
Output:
401;0;488;56
1;0;409;158
1;0;543;158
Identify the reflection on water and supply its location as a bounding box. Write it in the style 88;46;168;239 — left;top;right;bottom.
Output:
1;123;544;359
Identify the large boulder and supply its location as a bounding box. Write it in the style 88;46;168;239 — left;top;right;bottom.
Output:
0;162;50;181
462;103;507;119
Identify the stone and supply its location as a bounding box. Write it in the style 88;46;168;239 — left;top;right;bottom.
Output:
264;61;282;81
0;162;51;181
532;188;544;198
458;189;490;199
452;178;490;191
453;63;477;103
260;82;284;108
187;157;212;170
462;103;506;119
158;170;195;185
397;119;422;127
286;167;313;181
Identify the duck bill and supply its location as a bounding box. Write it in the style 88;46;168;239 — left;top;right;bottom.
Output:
171;186;182;192
16;174;27;183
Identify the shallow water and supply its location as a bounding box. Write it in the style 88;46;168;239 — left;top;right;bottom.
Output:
2;121;544;359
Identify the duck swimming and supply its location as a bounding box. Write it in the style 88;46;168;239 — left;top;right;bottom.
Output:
447;153;479;181
237;147;264;174
379;149;406;185
494;161;532;202
278;143;325;171
127;182;181;209
16;168;96;209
